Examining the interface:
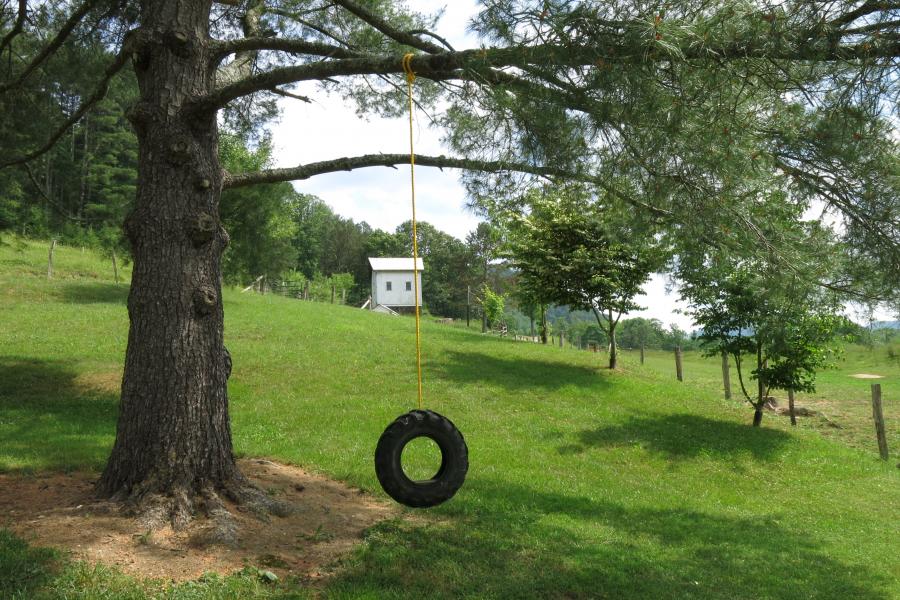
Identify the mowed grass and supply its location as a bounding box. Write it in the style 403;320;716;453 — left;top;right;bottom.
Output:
1;239;898;599
625;345;900;455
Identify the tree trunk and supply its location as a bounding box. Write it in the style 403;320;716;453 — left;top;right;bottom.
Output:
608;323;617;369
540;304;548;344
752;406;764;427
753;343;765;427
97;1;280;530
466;285;470;327
788;389;796;426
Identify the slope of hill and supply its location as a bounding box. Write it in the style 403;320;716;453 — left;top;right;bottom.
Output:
1;239;898;599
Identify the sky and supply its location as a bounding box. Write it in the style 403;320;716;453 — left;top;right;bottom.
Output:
266;1;890;330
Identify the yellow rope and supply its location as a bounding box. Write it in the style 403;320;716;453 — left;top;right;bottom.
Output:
402;53;424;410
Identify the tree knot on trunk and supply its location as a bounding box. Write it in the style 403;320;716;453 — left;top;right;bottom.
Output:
125;100;157;131
187;212;217;247
164;30;194;58
193;286;218;316
168;136;194;164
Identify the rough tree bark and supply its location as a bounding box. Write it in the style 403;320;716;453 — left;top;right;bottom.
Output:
97;0;286;531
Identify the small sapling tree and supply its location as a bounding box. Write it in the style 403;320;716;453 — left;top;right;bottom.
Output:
681;249;842;427
505;187;661;368
482;284;506;331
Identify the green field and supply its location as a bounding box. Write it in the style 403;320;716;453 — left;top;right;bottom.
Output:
617;345;899;456
1;239;898;599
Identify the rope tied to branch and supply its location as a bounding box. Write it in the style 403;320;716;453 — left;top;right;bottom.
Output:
402;52;423;410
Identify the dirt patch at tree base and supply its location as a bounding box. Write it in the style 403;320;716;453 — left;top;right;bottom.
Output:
0;458;398;582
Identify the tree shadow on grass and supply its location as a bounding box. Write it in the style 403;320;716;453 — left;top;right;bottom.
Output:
558;413;791;462
430;349;608;392
332;478;890;599
0;357;117;472
58;282;128;305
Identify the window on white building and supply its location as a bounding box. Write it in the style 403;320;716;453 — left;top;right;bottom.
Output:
386;281;392;291
405;281;412;291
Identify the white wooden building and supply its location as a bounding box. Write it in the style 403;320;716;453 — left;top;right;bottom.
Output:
368;257;424;312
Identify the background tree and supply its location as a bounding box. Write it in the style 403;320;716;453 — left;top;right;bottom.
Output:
618;318;665;352
395;220;470;318
467;222;502;331
1;0;898;529
481;284;506;331
219;133;297;284
507;187;661;368
679;223;844;426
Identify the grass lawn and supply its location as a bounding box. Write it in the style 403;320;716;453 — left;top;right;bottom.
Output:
1;239;898;599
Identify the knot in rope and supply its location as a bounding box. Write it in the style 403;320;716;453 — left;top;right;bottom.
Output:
401;52;416;83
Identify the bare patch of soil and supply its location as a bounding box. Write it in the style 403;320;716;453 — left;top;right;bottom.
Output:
0;458;397;581
850;373;885;379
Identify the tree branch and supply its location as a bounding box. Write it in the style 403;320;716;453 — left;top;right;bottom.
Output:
0;0;104;94
330;0;444;54
196;31;900;113
407;29;455;52
0;47;130;169
223;152;672;218
196;43;620;111
0;0;26;58
830;1;900;29
212;36;363;62
266;86;311;102
215;0;265;89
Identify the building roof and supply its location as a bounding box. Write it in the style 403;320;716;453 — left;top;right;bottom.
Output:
368;257;425;272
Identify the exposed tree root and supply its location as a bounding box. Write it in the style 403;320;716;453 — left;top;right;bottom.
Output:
100;469;294;546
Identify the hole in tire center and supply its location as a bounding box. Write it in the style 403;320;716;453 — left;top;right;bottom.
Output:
401;436;443;482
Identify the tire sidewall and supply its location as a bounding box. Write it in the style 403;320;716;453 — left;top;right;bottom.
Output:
375;410;468;508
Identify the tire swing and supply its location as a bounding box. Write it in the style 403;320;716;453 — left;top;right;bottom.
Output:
374;54;468;508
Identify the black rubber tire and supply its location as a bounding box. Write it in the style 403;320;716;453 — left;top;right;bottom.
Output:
374;409;468;508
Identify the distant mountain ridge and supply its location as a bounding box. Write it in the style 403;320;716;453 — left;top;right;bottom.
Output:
872;320;900;330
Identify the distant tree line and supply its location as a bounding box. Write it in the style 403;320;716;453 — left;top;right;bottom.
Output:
0;29;500;317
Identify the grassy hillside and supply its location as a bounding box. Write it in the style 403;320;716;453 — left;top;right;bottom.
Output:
1;239;898;599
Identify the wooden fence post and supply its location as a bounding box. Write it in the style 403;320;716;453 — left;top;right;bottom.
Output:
721;351;731;399
640;344;645;365
331;284;336;304
675;346;683;382
112;250;120;285
342;289;346;304
303;280;310;300
47;239;56;279
872;384;889;460
466;285;471;328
